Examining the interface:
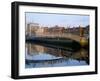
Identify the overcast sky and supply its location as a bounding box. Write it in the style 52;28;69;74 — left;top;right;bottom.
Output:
25;12;89;28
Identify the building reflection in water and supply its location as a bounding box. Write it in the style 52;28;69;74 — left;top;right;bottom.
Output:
25;43;89;68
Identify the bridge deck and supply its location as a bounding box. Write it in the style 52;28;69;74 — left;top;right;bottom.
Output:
28;33;87;43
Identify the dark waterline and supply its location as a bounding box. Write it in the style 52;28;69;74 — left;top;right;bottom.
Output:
25;42;89;68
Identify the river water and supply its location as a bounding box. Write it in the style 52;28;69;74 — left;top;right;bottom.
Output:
25;42;89;68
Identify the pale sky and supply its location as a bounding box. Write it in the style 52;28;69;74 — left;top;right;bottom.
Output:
25;12;89;28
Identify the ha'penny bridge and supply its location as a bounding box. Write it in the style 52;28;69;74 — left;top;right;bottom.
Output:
26;26;89;47
26;33;88;47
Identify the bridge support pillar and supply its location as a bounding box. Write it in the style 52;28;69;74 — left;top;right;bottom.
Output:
80;37;88;47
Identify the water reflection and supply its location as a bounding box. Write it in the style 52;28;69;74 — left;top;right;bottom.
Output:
25;42;89;68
